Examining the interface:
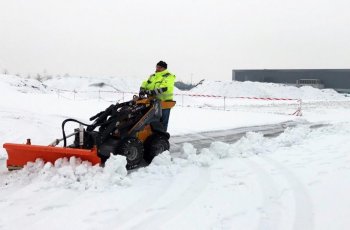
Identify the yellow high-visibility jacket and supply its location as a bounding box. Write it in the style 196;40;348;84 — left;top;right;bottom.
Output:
141;70;176;101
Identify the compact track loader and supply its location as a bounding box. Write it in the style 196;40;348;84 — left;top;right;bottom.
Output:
3;95;175;170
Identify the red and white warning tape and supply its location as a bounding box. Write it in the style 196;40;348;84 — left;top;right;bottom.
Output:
175;93;302;116
53;88;303;116
176;93;297;101
174;93;222;98
231;96;295;101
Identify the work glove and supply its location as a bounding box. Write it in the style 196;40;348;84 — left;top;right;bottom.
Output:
140;89;155;96
139;88;146;97
146;87;168;96
145;90;154;95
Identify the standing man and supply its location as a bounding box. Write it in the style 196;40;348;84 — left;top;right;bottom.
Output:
139;61;176;131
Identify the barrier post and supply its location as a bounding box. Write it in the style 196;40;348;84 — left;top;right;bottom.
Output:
290;99;303;116
297;99;303;116
73;89;76;100
98;90;101;101
182;94;184;107
224;96;226;111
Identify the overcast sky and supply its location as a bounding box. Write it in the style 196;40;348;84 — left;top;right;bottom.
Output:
0;0;349;82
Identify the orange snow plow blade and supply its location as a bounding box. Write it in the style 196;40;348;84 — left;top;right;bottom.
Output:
4;143;101;170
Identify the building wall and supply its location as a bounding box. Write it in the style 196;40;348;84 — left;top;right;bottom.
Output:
232;69;350;90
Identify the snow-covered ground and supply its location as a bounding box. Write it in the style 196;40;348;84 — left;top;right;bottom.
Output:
0;74;350;229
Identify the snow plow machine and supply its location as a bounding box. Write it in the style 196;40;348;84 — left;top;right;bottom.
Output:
3;95;176;170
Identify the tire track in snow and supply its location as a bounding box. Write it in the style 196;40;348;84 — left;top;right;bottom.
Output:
167;120;318;230
95;175;175;229
121;167;210;230
243;158;282;230
260;156;314;230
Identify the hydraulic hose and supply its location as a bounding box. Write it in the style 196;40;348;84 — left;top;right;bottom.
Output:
61;118;91;147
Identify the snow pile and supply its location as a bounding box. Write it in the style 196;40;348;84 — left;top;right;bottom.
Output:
151;150;173;166
171;125;313;167
0;155;130;190
190;80;348;101
2;126;311;190
3;128;316;191
0;74;48;94
230;126;311;157
125;125;315;174
136;151;183;177
0;74;186;104
2;74;348;102
42;75;144;93
180;143;197;158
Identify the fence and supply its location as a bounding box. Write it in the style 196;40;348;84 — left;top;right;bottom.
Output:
52;89;302;116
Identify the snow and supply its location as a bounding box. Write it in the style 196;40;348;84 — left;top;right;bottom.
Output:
43;75;144;93
191;80;347;101
0;74;350;229
2;155;129;191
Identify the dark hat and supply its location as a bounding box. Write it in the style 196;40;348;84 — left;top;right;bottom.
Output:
156;61;167;69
